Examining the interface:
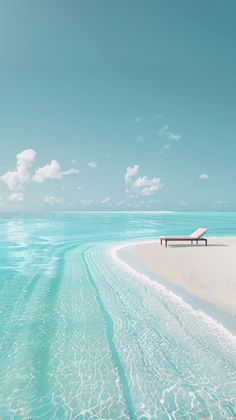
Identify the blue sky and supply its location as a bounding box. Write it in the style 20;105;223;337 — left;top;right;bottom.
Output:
0;0;235;211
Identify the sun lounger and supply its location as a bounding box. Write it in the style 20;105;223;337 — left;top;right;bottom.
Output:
160;228;208;247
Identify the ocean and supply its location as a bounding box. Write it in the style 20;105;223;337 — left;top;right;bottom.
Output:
0;211;236;419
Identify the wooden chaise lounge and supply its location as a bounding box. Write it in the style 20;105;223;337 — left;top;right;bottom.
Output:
160;228;208;247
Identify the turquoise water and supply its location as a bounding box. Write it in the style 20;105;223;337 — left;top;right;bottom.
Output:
0;211;236;419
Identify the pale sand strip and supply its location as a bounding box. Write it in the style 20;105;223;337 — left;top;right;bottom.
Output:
133;237;236;316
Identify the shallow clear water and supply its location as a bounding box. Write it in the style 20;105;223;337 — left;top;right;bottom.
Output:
0;212;236;419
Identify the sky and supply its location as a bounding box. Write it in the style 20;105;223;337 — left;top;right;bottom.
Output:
0;0;236;212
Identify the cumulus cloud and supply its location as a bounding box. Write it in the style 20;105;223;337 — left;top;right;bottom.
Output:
179;200;188;207
1;149;79;193
158;125;181;141
79;198;93;207
100;197;111;204
159;144;172;155
153;113;162;119
124;165;139;185
124;165;163;197
117;200;125;206
168;133;181;141
134;135;146;143
88;161;97;169
33;160;79;183
132;176;163;196
163;144;172;150
215;200;228;205
1;149;36;190
8;192;24;202
44;196;64;204
199;173;209;180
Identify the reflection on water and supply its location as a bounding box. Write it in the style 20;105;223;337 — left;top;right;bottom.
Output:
0;212;236;418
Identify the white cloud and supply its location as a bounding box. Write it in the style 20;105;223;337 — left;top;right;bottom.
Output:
124;165;163;197
132;176;163;196
8;192;24;202
158;125;181;141
168;133;181;140
77;186;82;190
134;117;141;122
44;196;64;204
215;200;228;205
124;165;139;185
157;125;168;137
100;197;111;204
153;113;162;119
199;173;209;180
88;161;97;169
1;149;36;190
134;135;146;143
159;144;172;154
33;160;79;183
79;198;93;206
179;200;188;207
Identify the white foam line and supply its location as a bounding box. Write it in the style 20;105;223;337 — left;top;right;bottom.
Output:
107;240;236;347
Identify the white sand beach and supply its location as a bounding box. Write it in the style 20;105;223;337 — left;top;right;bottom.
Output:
133;237;236;316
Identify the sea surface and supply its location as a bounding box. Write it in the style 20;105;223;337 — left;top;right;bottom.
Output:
0;211;236;419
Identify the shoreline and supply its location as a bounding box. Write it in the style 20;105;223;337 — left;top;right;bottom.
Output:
119;237;236;315
107;237;236;337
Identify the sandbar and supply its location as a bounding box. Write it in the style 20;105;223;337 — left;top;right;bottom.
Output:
133;237;236;316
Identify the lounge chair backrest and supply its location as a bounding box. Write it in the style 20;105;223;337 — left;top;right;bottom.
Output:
190;228;208;238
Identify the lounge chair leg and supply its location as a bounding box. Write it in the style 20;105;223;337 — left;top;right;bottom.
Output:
160;238;162;245
165;240;167;247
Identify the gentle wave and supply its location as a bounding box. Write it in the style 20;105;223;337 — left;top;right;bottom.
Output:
0;212;236;418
